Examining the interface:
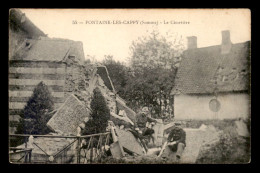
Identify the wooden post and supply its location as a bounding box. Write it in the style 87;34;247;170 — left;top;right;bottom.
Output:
28;150;32;163
25;137;27;148
24;151;28;163
99;135;103;161
77;137;81;164
90;138;93;163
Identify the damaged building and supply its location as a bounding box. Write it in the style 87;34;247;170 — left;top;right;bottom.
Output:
9;10;86;133
9;9;136;134
9;9;164;163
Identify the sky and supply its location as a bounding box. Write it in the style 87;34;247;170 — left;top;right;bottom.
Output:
20;9;251;64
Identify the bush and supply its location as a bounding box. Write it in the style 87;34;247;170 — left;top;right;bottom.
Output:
15;82;54;135
82;88;110;135
196;126;250;164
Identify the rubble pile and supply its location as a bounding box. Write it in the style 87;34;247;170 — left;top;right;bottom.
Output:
18;64;145;163
15;135;76;163
47;94;91;135
14;62;218;164
115;127;144;156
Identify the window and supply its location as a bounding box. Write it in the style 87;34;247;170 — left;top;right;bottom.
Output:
209;98;221;112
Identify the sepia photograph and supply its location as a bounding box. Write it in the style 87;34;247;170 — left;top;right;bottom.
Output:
8;8;251;164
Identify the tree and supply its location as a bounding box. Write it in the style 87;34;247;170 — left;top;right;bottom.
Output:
102;55;130;98
129;30;184;72
124;67;176;117
100;31;184;119
126;30;184;118
16;81;54;135
82;88;110;135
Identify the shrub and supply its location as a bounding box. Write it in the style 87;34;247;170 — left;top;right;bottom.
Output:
82;88;110;135
14;82;54;143
196;126;250;164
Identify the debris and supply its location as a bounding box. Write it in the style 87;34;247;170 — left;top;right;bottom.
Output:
116;97;136;123
235;119;250;137
199;124;207;131
110;112;134;126
163;121;176;134
207;125;217;132
159;145;177;161
158;141;168;157
146;147;161;156
107;121;125;159
115;127;145;156
110;141;125;159
27;135;34;149
152;119;164;146
47;94;91;135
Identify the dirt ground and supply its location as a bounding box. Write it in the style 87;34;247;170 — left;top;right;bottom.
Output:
180;127;219;163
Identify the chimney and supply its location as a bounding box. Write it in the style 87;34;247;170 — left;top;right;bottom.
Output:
187;36;197;49
221;30;232;54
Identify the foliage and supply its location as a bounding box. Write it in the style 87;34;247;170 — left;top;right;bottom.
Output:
129;30;184;72
99;155;177;164
196;125;250;164
102;55;130;97
124;67;176;117
16;81;54;135
102;31;184;118
82;88;110;135
12;82;54;146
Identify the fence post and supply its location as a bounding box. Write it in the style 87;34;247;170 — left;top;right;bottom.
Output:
29;150;32;163
77;137;81;164
24;151;28;163
90;138;93;163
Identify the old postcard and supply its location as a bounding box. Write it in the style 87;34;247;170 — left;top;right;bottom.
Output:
9;8;251;164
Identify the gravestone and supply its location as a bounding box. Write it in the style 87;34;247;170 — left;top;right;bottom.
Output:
115;127;145;156
47;94;90;135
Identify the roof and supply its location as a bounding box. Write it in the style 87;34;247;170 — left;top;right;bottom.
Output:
9;9;46;38
96;66;115;92
10;38;85;64
171;41;250;95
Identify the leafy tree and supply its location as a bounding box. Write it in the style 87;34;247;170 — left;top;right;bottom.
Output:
126;30;184;118
100;31;184;119
129;30;184;72
102;55;130;98
124;67;176;118
82;88;110;135
16;81;54;135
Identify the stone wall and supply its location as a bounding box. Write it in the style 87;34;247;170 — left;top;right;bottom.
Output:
64;61;86;93
9;61;67;133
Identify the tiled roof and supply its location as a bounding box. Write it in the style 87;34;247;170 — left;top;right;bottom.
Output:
11;38;85;64
171;41;250;95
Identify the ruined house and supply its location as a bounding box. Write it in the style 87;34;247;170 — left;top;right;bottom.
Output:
171;30;250;120
9;9;87;133
9;9;47;133
9;9;141;163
